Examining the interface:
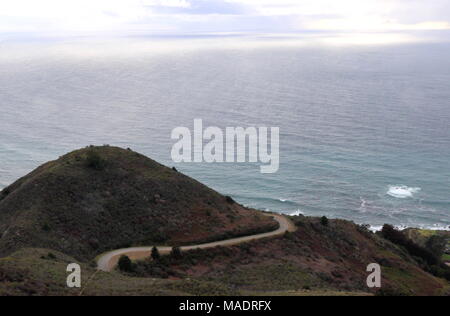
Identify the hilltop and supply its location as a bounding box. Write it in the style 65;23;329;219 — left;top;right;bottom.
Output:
0;146;277;261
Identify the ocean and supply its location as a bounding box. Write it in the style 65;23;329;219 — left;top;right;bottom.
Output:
0;36;449;230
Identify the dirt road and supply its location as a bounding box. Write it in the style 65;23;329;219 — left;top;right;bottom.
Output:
97;213;296;272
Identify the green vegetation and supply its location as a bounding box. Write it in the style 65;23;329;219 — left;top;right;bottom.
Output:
86;149;106;170
118;255;133;273
426;235;447;259
123;216;449;296
0;146;449;296
381;225;439;265
1;217;449;296
0;248;237;296
0;146;276;261
381;225;450;282
170;246;182;259
151;247;161;261
226;196;235;204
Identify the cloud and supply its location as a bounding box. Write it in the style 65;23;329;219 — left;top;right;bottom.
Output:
145;0;248;15
0;0;448;41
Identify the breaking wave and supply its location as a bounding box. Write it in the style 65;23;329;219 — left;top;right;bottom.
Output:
290;209;304;216
387;185;421;199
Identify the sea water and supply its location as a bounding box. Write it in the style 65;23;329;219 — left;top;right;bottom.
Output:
0;36;449;230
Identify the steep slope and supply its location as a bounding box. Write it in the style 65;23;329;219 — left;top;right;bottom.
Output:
0;146;277;261
128;216;450;296
0;248;238;296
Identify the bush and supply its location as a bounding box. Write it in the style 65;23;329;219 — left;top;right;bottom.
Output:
41;223;51;232
0;187;11;201
381;225;439;266
170;247;182;259
427;264;450;281
151;246;161;261
41;253;57;260
375;287;409;297
321;216;329;226
426;235;447;259
86;150;105;170
118;255;133;272
284;231;295;241
226;196;235;204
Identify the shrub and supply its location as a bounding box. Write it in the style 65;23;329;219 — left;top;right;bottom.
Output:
381;225;439;266
40;253;57;261
151;246;161;261
41;223;51;232
284;231;295;240
426;235;447;259
0;187;11;201
226;196;235;204
118;255;133;272
86;150;105;170
170;246;182;259
375;287;409;297
321;216;329;226
427;264;450;281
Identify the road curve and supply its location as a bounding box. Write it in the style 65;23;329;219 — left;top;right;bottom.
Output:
97;213;296;272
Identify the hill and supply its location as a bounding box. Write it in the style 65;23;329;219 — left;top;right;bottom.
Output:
1;218;449;296
0;146;277;261
0;248;239;296
125;216;450;296
0;146;448;296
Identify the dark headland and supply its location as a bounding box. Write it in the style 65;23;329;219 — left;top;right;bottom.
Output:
0;146;449;296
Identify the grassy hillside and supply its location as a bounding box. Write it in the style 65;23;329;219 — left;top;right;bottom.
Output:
404;228;450;263
0;146;276;261
126;216;450;296
0;248;368;296
2;217;448;296
0;248;237;296
0;146;448;296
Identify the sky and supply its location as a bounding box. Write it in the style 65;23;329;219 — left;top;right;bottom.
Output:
0;0;449;42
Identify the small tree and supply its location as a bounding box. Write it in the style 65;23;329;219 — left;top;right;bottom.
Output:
86;149;105;171
151;246;161;261
170;246;182;259
426;235;447;259
41;223;51;232
321;216;329;226
225;196;235;204
118;255;133;272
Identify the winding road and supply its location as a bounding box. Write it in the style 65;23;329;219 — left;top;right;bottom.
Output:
97;213;296;272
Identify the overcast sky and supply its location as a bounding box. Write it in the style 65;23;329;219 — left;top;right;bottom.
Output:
0;0;449;40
